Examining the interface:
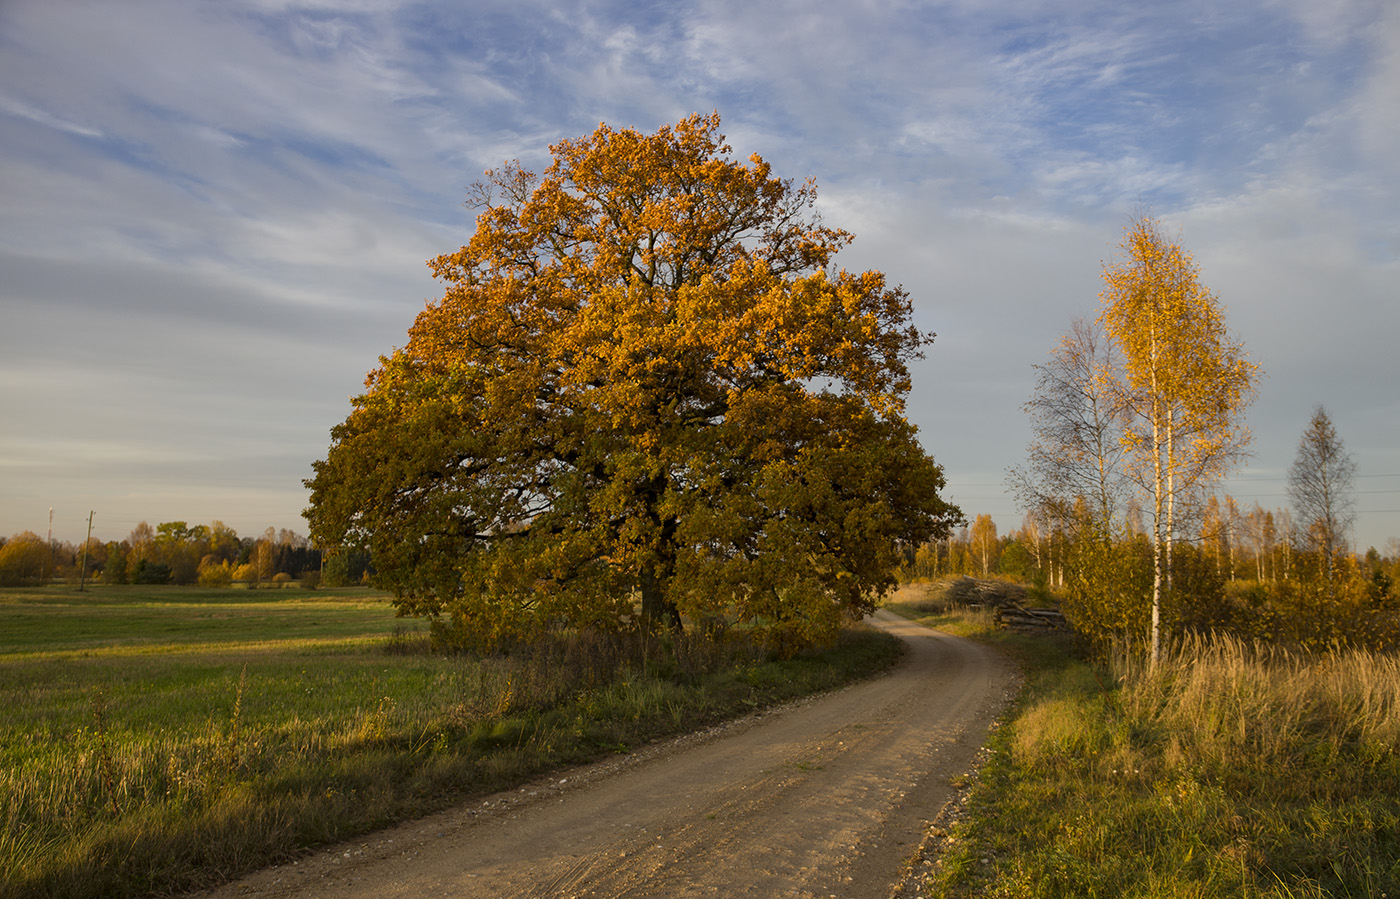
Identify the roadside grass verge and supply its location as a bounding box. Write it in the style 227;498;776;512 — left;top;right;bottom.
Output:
0;585;902;899
888;580;1400;898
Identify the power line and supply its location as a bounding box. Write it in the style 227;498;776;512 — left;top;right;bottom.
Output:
1226;489;1400;497
1228;473;1400;479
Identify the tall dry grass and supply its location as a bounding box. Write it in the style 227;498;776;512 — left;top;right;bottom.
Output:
1114;634;1400;786
927;627;1400;898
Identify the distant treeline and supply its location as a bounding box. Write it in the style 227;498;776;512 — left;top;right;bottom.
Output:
898;505;1400;651
0;520;372;588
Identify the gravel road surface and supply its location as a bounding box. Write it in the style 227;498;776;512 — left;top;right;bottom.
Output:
198;608;1017;899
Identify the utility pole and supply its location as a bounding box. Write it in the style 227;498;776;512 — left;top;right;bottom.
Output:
46;507;54;586
79;511;94;592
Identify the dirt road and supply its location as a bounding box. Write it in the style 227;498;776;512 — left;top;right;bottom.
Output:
200;609;1017;899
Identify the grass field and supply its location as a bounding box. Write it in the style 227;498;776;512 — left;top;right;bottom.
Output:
1;584;902;899
0;584;402;656
888;580;1400;898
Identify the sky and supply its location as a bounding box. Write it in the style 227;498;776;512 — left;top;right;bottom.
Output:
2;0;1398;553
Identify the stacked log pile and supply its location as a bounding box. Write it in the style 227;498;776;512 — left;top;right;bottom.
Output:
943;576;1027;607
994;604;1067;633
942;576;1067;634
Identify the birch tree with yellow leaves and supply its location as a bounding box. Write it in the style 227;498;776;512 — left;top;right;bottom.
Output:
304;114;960;654
969;513;999;577
1100;215;1258;662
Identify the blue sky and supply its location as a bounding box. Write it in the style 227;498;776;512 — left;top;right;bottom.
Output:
2;0;1397;552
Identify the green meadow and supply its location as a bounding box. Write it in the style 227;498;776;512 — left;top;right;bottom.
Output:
1;584;901;899
0;585;401;656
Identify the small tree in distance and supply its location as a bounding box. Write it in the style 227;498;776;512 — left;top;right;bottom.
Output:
1288;405;1356;600
969;514;999;577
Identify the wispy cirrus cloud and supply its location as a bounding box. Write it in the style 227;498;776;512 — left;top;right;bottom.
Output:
0;0;1396;545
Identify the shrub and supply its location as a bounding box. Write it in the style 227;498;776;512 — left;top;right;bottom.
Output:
0;531;49;586
131;560;172;585
196;559;233;588
101;542;128;584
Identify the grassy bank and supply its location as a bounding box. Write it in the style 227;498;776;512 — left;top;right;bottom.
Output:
888;580;1400;898
1;585;902;899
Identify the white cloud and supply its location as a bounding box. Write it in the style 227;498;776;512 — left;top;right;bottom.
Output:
0;95;104;139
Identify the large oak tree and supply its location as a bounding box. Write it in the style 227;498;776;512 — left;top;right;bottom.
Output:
305;114;960;652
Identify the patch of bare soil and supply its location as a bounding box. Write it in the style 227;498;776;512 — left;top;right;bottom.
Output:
195;610;1018;899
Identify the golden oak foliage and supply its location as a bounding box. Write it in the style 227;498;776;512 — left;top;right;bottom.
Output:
306;114;959;654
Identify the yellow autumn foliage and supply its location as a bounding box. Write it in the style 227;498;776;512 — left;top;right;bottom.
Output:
1099;215;1258;659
